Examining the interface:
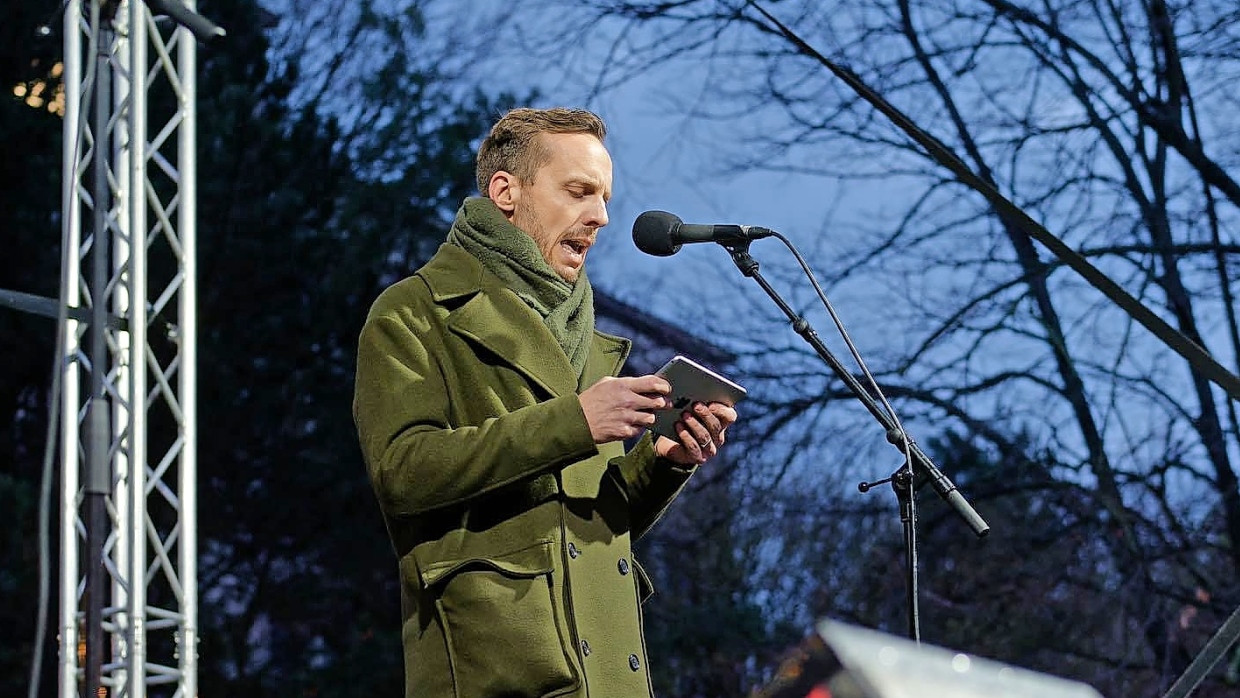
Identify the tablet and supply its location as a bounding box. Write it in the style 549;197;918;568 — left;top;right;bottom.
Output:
651;355;747;440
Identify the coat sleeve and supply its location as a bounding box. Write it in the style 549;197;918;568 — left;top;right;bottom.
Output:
354;310;599;519
609;434;699;540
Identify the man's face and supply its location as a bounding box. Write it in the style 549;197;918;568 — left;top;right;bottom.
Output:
490;132;613;282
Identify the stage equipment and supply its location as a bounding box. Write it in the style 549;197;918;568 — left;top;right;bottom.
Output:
754;619;1103;698
633;215;989;642
47;2;220;697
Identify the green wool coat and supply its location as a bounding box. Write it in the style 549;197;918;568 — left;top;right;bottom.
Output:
354;244;698;698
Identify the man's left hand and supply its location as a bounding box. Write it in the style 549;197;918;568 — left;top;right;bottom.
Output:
654;401;738;465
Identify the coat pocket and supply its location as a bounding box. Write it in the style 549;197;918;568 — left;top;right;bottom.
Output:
420;540;577;698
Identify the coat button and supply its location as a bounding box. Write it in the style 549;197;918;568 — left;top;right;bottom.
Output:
580;639;591;656
618;558;630;575
568;542;580;559
629;654;641;671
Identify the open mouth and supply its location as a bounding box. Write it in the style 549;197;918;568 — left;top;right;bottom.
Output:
561;239;591;262
563;239;590;254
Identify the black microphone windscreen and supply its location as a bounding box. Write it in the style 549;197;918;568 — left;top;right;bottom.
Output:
632;210;683;257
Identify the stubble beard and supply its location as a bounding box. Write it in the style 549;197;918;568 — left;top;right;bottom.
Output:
513;203;588;282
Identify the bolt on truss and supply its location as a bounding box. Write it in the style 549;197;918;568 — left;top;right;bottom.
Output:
59;1;198;697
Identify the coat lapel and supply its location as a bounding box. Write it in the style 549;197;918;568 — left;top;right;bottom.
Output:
450;290;579;397
418;244;579;398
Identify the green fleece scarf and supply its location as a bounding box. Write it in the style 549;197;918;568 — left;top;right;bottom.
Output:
447;197;594;380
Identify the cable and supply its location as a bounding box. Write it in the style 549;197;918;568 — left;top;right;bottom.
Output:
770;231;915;471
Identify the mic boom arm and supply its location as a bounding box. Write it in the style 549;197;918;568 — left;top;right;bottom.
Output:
723;240;989;538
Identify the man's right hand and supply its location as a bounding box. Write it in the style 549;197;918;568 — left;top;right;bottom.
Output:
579;375;672;444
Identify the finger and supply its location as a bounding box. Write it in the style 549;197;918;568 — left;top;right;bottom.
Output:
683;412;712;449
687;406;725;450
692;403;724;436
675;420;707;460
692;407;725;455
632;409;657;427
706;403;738;428
636;392;672;411
626;374;672;395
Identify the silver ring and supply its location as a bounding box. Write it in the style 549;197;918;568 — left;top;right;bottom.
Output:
699;439;711;448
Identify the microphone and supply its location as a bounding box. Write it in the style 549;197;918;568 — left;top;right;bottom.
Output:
632;210;774;256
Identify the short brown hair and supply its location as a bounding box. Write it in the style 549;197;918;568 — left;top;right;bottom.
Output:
476;107;607;194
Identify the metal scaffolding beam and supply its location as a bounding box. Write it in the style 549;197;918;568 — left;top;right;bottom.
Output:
60;1;197;697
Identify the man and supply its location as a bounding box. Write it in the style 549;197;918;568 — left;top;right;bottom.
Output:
354;107;738;698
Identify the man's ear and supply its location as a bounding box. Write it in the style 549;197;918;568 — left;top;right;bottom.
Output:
487;171;519;216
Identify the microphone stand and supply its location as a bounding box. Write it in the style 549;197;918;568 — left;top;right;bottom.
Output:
721;239;989;643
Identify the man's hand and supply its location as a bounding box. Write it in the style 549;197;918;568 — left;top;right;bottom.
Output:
655;401;738;466
579;375;672;444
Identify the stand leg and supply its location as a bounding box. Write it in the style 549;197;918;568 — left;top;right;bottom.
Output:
893;466;920;643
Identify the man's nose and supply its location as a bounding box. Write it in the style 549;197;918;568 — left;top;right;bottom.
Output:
584;197;609;228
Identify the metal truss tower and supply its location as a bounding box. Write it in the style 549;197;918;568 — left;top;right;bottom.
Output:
59;1;198;697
